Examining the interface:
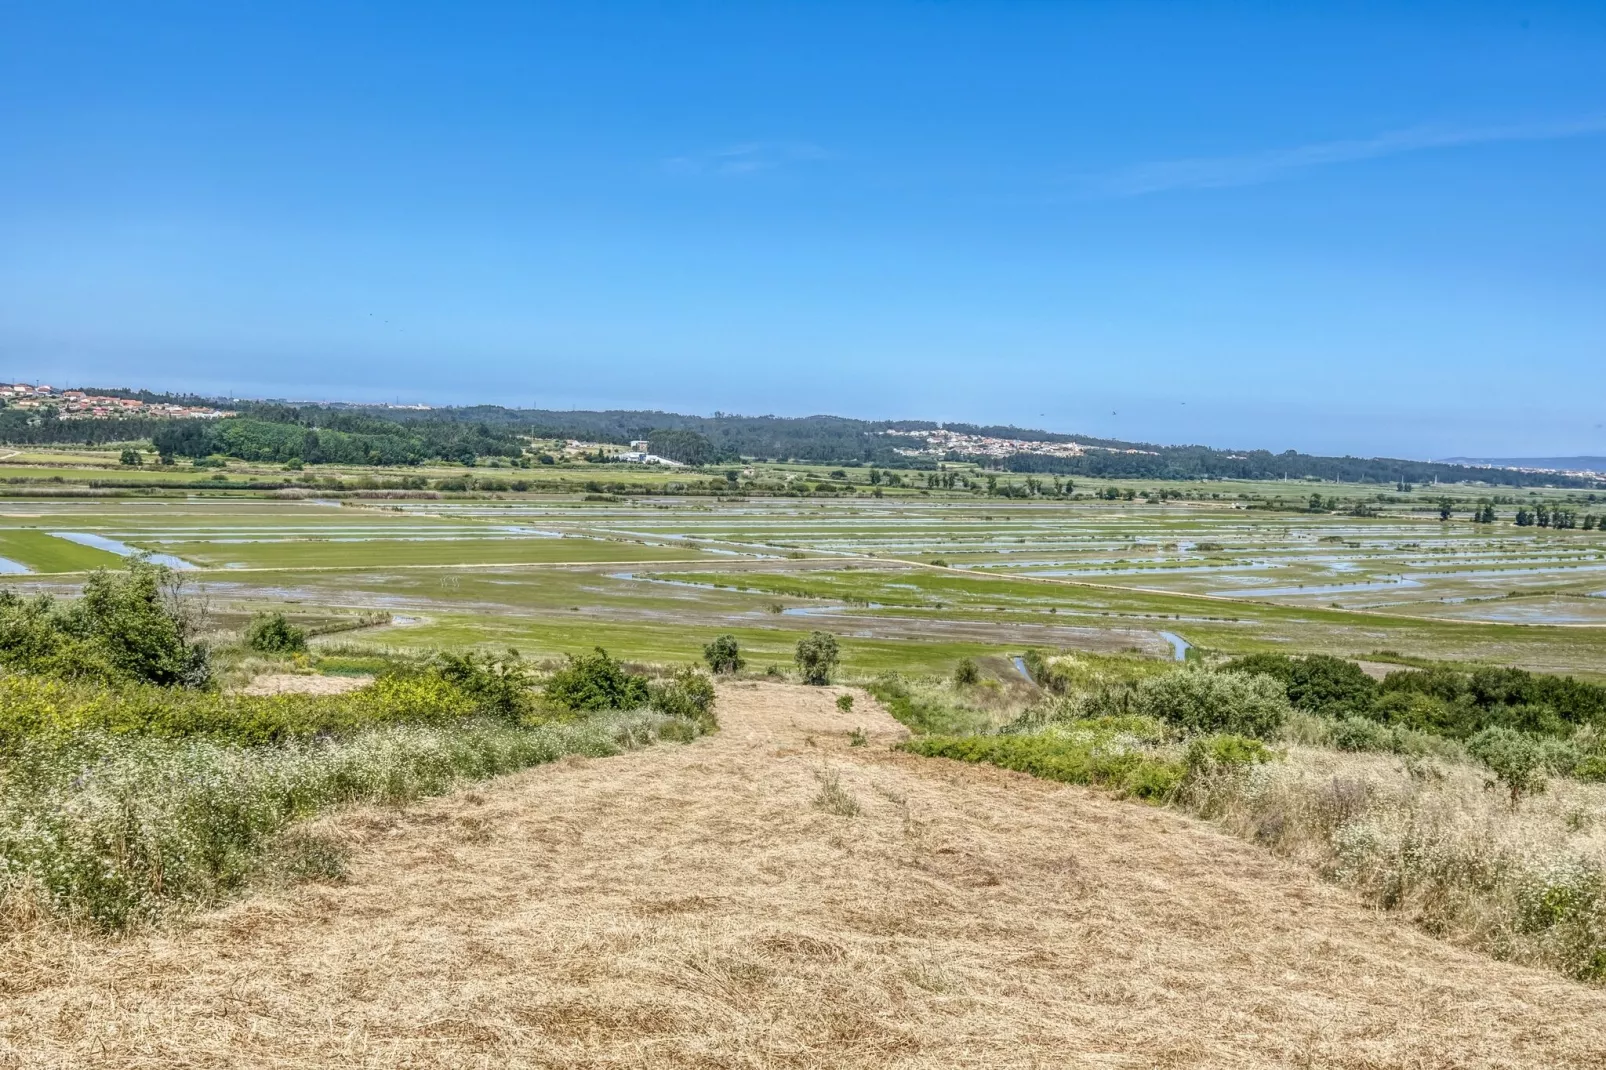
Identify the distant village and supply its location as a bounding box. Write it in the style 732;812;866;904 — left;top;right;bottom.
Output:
0;384;234;421
887;427;1157;460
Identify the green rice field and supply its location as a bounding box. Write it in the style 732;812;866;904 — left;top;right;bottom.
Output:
0;467;1602;677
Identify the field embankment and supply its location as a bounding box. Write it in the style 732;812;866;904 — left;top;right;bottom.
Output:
4;681;1603;1068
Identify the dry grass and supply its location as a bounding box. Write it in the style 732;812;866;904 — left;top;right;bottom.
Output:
236;672;374;696
3;681;1606;1067
1189;743;1606;979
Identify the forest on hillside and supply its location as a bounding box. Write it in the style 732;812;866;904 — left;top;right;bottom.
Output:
0;391;1596;487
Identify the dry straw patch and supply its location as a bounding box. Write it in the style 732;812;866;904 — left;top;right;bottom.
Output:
3;682;1605;1068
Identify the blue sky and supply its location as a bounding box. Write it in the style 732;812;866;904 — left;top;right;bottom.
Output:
2;2;1603;458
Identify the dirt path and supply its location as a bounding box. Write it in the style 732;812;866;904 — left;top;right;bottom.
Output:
3;682;1604;1068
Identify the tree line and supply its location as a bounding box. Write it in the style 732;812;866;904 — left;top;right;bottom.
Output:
6;389;1601;488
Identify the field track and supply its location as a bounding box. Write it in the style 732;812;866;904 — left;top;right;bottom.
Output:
4;683;1603;1068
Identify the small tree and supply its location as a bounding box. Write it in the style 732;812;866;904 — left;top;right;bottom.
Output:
1467;727;1548;806
702;634;744;674
119;448;142;466
543;647;650;710
795;631;839;686
952;657;980;687
246;612;307;655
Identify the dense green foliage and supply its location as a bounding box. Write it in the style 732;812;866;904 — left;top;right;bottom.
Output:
430;650;535;722
541;647;651;710
703;634;744;674
794;630;840;685
0;562;211;687
150;404;524;466
1227;653;1606;741
0;407;176;446
1132;668;1291;739
1222;653;1376;716
245;612;307;655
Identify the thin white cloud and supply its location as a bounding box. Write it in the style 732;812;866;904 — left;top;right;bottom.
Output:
663;141;829;177
1095;115;1606;196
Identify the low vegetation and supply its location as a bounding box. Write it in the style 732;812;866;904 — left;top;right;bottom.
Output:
0;566;719;929
894;647;1606;982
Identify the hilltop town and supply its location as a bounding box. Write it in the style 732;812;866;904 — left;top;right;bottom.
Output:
887;426;1159;461
0;383;234;420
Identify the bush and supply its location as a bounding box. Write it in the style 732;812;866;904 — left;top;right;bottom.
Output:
1134;668;1290;739
119;448;142;466
245;612;308;655
952;657;980;687
794;631;839;686
1185;733;1274;773
431;649;533;722
649;666;718;732
542;648;650;711
0;560;211;688
1223;652;1376;716
1468;726;1549;805
836;693;854;712
702;634;744;674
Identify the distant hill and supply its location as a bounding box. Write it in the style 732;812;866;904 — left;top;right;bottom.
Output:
5;384;1602;489
1439;456;1606;475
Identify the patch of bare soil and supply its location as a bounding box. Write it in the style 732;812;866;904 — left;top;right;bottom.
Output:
235;673;373;696
3;681;1603;1068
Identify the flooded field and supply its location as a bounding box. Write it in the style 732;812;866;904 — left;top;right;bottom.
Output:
1;494;1602;676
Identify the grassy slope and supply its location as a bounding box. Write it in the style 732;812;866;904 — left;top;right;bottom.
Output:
5;682;1602;1067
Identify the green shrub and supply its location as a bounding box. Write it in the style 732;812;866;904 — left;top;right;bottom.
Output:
1134;668;1290;739
542;647;650;711
649;666;718;731
702;634;744;674
1223;653;1376;716
952;657;980;687
1467;727;1549;805
0;561;211;688
795;631;839;686
430;649;533;722
1185;733;1274;773
1331;715;1394;752
245;612;307;655
836;692;854;713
